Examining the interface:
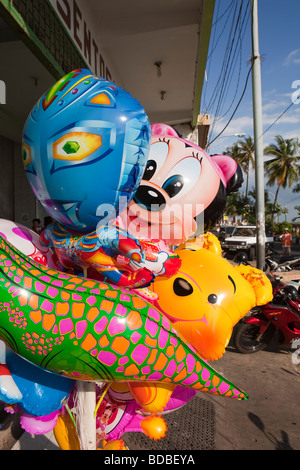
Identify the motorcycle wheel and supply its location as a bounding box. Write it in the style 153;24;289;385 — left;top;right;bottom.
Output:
233;321;276;354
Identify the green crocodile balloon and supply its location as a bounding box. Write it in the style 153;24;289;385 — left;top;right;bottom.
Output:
0;236;247;400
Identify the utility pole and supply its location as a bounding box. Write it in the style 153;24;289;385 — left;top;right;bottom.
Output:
251;0;265;270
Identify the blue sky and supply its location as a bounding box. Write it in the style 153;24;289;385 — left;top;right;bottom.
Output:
201;0;300;222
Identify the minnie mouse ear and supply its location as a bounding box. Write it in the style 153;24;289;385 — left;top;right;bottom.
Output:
210;155;244;194
151;123;180;137
226;163;244;194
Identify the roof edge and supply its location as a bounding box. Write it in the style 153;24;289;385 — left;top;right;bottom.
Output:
192;0;215;128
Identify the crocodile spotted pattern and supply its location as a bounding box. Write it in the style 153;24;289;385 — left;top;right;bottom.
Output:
0;237;247;400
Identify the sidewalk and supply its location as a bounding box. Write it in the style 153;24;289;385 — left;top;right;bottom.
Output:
277;270;300;286
123;339;300;451
206;341;300;450
5;267;300;451
11;430;59;451
8;337;300;451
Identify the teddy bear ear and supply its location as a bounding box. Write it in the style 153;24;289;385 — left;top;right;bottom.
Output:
151;123;180;138
234;264;273;306
210;155;244;194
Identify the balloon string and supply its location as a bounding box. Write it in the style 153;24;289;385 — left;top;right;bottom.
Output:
94;383;111;419
65;403;77;431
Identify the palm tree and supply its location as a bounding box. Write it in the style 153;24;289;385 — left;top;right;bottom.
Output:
225;136;255;197
224;192;240;223
294;205;300;215
292;182;300;193
281;206;289;223
224;192;251;224
248;187;281;226
264;135;300;220
292;205;300;222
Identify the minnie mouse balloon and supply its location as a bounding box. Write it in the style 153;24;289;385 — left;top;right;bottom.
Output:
122;123;243;244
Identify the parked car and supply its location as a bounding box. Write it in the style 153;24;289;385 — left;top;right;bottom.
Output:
221;225;274;261
218;226;235;242
208;228;219;238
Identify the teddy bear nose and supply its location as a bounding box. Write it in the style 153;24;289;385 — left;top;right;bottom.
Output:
134;185;166;211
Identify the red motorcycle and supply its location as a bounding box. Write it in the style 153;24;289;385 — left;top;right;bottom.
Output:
233;276;300;353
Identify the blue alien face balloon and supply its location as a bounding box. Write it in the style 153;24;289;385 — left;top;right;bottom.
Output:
22;69;151;233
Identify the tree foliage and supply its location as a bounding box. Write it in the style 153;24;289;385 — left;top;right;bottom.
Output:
264;136;300;219
225;135;255;197
222;135;300;227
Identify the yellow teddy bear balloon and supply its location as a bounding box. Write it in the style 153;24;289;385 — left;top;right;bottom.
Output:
179;231;222;255
151;238;273;361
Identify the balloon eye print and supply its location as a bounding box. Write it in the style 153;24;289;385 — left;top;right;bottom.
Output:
22;142;32;167
53;132;102;161
162;156;202;200
173;277;194;296
142;140;169;181
22;141;36;175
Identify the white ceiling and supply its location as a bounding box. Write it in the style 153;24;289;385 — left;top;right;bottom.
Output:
0;0;213;142
93;0;209;124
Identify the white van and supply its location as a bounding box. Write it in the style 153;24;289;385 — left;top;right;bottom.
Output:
221;225;274;261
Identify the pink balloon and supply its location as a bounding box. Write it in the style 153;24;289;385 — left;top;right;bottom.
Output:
0;218;56;268
20;410;59;435
90;385;198;444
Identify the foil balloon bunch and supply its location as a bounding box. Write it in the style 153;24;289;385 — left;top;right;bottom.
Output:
0;69;272;450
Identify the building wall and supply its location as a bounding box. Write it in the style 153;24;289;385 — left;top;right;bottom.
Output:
13;138;36;228
175;123;199;145
0;134;48;229
49;0;120;83
0;134;15;221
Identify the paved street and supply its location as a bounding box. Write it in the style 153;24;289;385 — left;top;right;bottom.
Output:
1;242;300;451
6;338;300;451
205;340;300;450
273;239;300;255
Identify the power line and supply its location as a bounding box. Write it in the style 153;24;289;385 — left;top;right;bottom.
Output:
211;0;235;27
203;1;295;152
208;98;296;151
260;102;295;139
207;76;296;151
206;1;235;62
201;0;221;111
213;8;250;121
205;1;251;144
212;1;245;118
250;101;296;150
206;63;253;148
204;0;240;113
